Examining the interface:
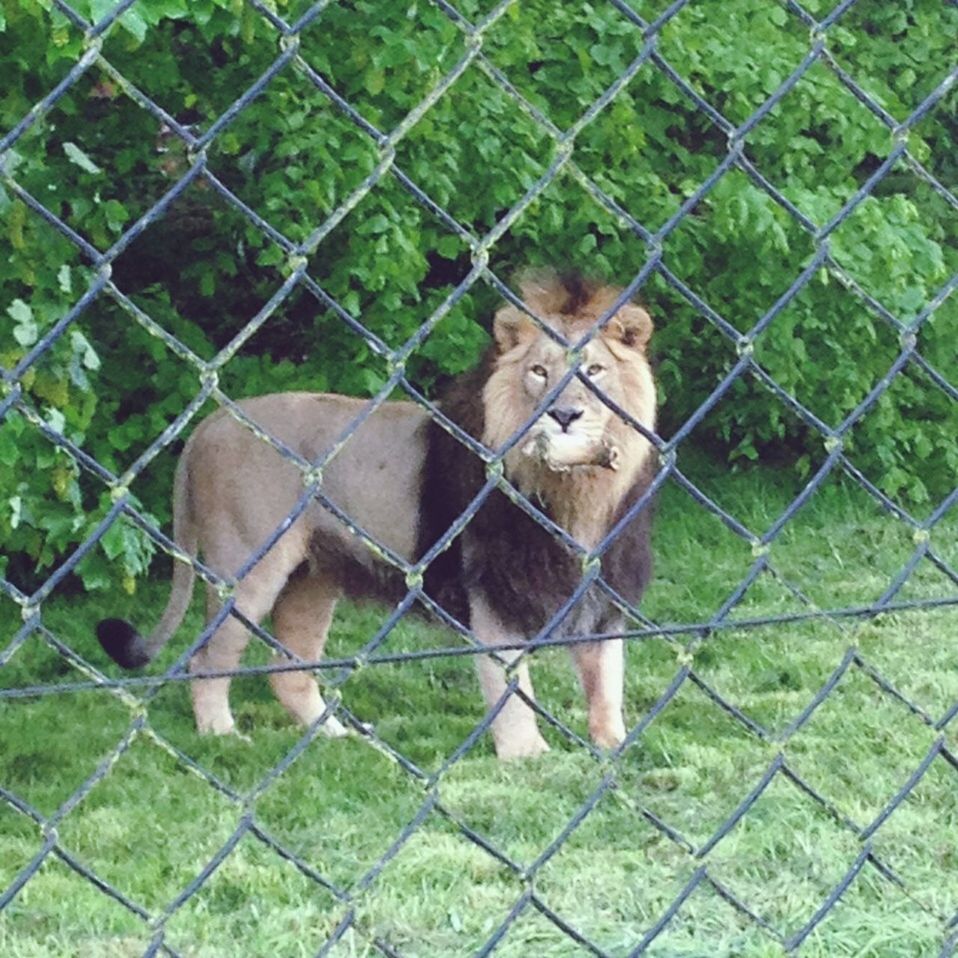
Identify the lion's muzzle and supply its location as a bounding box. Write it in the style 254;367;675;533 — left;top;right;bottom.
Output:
521;432;620;472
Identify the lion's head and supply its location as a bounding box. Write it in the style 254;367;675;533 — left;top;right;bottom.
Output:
481;271;656;543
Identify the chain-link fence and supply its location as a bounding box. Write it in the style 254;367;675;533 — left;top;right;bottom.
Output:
2;0;957;955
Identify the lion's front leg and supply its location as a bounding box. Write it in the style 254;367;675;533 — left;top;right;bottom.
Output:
570;638;626;749
470;595;550;760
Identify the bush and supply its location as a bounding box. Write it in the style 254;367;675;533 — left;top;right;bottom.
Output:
1;0;955;590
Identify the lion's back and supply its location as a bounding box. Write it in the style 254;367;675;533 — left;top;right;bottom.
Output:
185;392;430;563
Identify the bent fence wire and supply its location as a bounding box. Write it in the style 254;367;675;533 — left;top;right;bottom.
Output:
1;0;957;955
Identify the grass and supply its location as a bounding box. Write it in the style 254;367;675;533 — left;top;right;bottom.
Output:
1;454;957;957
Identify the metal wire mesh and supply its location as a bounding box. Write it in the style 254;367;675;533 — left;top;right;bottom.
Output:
1;0;957;954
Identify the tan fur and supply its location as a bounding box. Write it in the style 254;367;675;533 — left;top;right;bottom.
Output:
104;271;656;759
483;274;655;549
149;393;431;737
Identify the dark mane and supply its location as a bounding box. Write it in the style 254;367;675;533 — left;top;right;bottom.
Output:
417;360;654;635
555;271;593;315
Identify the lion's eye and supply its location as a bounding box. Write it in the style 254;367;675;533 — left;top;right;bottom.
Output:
530;364;548;379
585;363;605;377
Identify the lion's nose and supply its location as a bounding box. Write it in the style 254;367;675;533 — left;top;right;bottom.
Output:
548;406;584;431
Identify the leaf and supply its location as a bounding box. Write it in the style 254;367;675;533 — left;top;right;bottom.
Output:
101;520;128;560
0;425;20;467
768;6;787;26
102;199;129;233
46;409;66;433
77;553;113;592
7;299;32;324
436;235;460;259
8;299;38;347
91;0;119;22
69;330;101;389
365;70;385;96
357;213;391;236
119;6;148;42
63;142;102;175
147;0;191;18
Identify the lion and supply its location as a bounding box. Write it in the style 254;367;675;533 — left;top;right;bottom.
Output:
97;271;657;760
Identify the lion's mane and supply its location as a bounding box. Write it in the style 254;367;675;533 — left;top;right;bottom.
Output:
420;271;657;636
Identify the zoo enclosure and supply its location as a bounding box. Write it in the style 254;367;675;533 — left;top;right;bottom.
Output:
1;0;957;955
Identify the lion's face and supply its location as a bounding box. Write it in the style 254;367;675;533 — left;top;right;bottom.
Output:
514;332;626;469
482;272;656;484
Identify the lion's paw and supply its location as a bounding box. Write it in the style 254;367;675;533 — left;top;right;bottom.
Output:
495;732;551;761
204;724;252;745
318;715;350;738
196;712;242;738
589;719;626;751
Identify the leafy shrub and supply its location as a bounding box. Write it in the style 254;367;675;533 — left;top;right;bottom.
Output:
1;0;955;591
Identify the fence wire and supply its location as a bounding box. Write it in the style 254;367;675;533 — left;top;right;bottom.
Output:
1;0;957;955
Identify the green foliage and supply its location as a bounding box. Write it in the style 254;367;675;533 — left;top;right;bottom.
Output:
1;0;955;590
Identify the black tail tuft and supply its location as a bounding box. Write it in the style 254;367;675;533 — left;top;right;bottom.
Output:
96;618;152;670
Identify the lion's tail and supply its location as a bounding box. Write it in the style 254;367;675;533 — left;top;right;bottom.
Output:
96;438;198;670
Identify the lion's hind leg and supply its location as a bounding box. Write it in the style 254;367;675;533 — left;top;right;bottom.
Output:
191;541;305;737
269;572;347;737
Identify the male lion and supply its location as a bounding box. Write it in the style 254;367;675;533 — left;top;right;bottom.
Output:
97;271;657;759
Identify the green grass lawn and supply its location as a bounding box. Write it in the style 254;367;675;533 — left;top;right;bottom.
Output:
2;456;957;957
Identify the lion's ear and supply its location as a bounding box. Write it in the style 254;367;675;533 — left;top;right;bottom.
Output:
608;304;653;351
492;305;537;353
